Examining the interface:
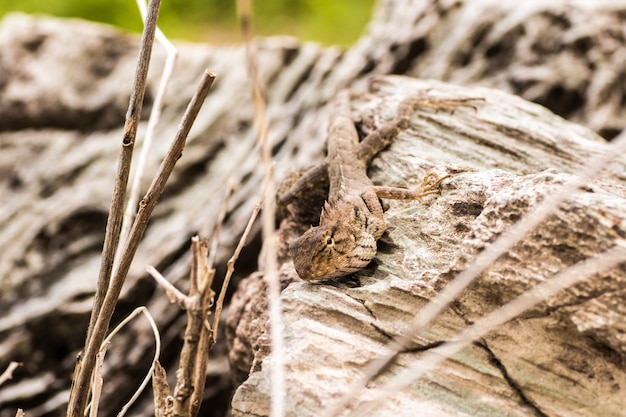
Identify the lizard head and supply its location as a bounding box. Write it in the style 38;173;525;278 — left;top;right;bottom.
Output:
288;201;380;281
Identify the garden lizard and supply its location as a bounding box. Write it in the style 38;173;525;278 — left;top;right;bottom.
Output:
285;90;476;281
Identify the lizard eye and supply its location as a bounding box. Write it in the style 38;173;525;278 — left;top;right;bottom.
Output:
325;236;334;247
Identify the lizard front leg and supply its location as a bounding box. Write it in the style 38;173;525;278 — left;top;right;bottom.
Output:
278;94;479;207
372;173;452;203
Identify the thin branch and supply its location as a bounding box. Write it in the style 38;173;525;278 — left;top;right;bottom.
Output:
112;307;161;417
146;265;188;308
324;127;626;417
238;1;285;416
67;68;215;417
148;190;259;414
149;236;216;417
85;0;161;348
172;237;215;417
347;243;626;417
88;347;106;417
212;200;262;344
68;1;162;415
0;362;21;386
189;232;202;296
117;0;179;269
189;313;213;417
86;307;161;417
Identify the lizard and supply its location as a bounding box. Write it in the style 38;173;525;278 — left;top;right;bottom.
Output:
284;90;477;281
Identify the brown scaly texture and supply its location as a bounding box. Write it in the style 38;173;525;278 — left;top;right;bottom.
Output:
287;91;466;281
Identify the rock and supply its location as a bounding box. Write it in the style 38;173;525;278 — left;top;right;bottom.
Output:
228;77;626;417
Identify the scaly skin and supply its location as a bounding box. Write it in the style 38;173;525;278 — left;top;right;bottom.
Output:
288;91;380;279
286;90;476;280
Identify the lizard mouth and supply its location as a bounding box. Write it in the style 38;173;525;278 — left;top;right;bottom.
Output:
290;230;378;281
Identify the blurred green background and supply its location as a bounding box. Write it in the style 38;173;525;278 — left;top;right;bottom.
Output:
0;0;376;45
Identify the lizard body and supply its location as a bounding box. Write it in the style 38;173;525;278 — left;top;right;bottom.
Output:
286;91;475;281
289;91;387;280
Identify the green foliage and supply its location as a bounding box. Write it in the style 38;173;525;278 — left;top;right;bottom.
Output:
0;0;376;46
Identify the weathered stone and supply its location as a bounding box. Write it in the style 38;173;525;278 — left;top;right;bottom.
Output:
229;77;626;417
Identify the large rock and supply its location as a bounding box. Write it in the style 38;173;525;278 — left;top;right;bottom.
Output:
228;76;626;417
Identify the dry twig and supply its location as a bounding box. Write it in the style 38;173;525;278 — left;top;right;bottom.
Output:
0;362;21;387
147;189;261;417
147;266;188;307
148;237;216;417
238;1;285;416
117;0;179;268
212;200;262;344
68;1;162;414
67;49;215;417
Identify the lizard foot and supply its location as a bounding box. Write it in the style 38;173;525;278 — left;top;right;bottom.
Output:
419;172;452;197
372;172;451;203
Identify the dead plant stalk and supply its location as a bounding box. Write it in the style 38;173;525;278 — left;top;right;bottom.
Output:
68;0;162;414
238;1;285;416
67;47;215;417
147;192;261;417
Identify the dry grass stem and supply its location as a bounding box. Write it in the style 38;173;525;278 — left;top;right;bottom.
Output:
107;307;161;417
171;237;215;417
68;1;162;414
146;265;188;307
347;243;626;417
85;0;162;348
0;362;22;387
117;0;179;268
85;306;160;417
69;67;215;417
238;1;285;415
149;236;221;417
325;127;626;417
212;201;262;344
88;349;106;417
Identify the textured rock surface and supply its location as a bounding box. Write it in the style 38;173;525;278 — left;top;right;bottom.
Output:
228;76;626;417
1;0;626;416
